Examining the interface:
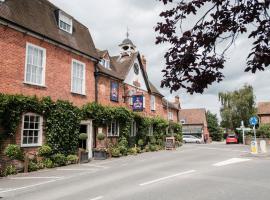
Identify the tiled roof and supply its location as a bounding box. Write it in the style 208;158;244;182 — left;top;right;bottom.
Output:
257;102;270;115
162;98;179;110
0;0;98;59
97;51;165;98
179;108;207;125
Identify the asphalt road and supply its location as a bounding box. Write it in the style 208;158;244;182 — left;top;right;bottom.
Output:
0;143;270;200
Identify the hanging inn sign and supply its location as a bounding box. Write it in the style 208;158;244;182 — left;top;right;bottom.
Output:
132;95;144;111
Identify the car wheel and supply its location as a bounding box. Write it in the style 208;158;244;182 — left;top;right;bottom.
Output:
196;141;200;144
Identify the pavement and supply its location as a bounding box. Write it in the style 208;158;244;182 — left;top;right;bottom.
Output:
0;143;270;200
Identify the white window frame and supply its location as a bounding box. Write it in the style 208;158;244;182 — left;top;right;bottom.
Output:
168;111;173;120
130;121;137;137
24;43;46;86
21;113;43;147
71;59;86;95
150;95;156;111
58;11;73;34
100;59;110;69
107;120;119;137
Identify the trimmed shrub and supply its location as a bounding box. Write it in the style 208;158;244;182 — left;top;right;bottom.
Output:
38;145;52;157
66;155;78;164
79;133;88;140
111;147;121;157
4;144;24;160
28;161;39;172
52;153;67;167
96;132;105;141
128;147;137;155
4;165;17;176
118;145;128;156
42;158;54;168
149;144;157;152
138;139;144;147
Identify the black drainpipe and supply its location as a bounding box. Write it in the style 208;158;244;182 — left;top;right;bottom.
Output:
94;61;99;103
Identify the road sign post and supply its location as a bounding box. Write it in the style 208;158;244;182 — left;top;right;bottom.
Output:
249;116;258;154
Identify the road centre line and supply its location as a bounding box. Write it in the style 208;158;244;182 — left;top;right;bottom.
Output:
89;196;103;200
139;170;196;186
213;158;251;167
0;180;57;194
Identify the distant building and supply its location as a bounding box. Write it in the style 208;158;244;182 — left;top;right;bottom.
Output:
179;108;209;141
257;102;270;124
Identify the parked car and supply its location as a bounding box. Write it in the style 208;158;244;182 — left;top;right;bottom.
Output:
183;135;202;144
226;134;238;144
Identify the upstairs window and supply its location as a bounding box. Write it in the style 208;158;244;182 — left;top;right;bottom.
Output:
21;113;43;147
107;120;119;137
168;111;173;121
71;59;86;95
25;43;46;86
150;95;156;111
100;59;110;69
59;11;72;34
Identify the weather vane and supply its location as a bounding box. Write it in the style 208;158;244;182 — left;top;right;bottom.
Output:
126;27;129;38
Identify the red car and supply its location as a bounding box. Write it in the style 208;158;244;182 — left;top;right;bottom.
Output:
226;134;238;144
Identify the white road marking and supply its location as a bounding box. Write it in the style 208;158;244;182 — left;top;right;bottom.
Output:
81;164;107;168
139;170;196;186
213;158;251;167
9;177;62;180
89;196;103;200
57;168;96;171
0;180;56;194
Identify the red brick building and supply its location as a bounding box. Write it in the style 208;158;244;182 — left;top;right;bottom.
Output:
0;0;180;158
0;0;98;157
257;102;270;124
179;108;209;142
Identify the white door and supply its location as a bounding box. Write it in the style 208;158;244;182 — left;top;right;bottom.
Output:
80;120;93;159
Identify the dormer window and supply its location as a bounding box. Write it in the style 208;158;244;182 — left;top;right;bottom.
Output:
58;11;72;34
100;59;110;69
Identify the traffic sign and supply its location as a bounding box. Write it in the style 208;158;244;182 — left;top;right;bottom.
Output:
249;116;258;126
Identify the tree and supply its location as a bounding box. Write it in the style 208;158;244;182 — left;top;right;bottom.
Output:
206;110;222;141
219;85;256;130
155;0;270;94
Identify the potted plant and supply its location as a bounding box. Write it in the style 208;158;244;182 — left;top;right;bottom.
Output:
78;133;89;163
93;132;107;160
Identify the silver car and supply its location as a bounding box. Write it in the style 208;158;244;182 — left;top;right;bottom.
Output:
183;135;202;144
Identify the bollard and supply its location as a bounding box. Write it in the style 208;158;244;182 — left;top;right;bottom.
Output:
260;140;267;153
251;140;258;154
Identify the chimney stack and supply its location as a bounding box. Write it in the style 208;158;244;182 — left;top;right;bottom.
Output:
141;55;146;71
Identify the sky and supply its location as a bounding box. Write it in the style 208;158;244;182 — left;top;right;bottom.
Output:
50;0;270;121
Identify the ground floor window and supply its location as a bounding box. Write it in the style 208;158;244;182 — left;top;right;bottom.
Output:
107;120;119;137
21;113;43;147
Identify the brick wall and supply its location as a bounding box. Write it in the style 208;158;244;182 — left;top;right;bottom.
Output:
260;115;270;124
97;76;179;123
0;25;95;107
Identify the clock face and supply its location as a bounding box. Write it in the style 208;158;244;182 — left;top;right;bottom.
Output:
134;63;139;75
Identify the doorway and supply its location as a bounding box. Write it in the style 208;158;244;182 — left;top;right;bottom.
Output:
80;120;93;159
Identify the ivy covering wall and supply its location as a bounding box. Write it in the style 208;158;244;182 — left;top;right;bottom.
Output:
0;94;182;155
